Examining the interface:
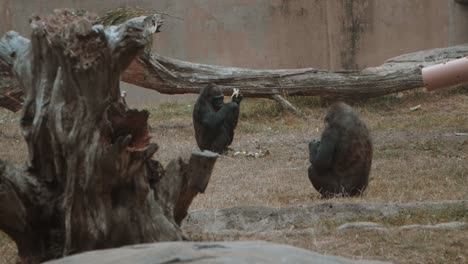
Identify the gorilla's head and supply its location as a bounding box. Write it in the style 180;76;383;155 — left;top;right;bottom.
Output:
324;102;354;126
203;84;224;111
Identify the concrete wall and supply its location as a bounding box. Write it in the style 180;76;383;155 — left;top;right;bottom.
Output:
0;0;462;103
449;0;468;45
0;0;453;70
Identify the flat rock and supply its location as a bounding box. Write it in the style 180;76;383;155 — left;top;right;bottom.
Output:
183;200;467;234
44;241;390;264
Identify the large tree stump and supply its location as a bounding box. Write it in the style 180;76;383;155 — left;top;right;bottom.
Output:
0;10;218;264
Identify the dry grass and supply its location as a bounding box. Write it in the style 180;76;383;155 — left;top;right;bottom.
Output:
0;86;467;263
0;111;26;166
0;232;16;264
204;229;467;264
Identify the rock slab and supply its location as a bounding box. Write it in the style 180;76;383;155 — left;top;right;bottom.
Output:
44;241;389;264
183;200;467;234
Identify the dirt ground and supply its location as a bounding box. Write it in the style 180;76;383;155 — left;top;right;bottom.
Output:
0;87;467;263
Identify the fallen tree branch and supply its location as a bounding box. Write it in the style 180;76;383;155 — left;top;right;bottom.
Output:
121;44;468;98
0;31;30;111
2;20;468;113
270;94;305;117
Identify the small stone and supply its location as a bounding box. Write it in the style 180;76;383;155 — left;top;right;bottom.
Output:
337;222;388;233
400;222;467;231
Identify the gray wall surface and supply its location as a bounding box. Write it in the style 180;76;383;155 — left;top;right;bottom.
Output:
0;0;464;104
449;0;468;45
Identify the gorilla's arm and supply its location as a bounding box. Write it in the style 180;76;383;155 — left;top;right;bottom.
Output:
309;140;320;163
201;102;238;129
311;128;339;172
229;93;242;129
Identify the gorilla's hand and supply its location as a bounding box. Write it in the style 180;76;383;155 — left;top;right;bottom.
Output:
231;88;244;104
309;139;320;157
231;92;243;105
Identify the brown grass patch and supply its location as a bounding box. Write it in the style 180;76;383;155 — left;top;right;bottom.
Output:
0;232;16;264
0;86;466;263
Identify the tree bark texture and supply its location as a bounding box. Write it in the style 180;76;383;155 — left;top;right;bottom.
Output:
0;62;22;111
0;31;25;112
0;10;217;263
121;44;468;98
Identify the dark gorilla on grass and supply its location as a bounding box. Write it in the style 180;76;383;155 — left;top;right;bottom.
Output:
193;84;243;154
308;102;373;198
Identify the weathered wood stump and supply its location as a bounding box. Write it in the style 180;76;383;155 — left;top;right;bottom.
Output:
0;9;218;264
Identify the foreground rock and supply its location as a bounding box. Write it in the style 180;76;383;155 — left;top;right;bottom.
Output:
44;241;389;264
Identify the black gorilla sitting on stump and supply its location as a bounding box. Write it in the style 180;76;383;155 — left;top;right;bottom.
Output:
193;84;243;154
308;102;373;198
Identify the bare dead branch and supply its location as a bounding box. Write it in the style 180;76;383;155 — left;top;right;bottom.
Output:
270;94;305;117
121;44;468;98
